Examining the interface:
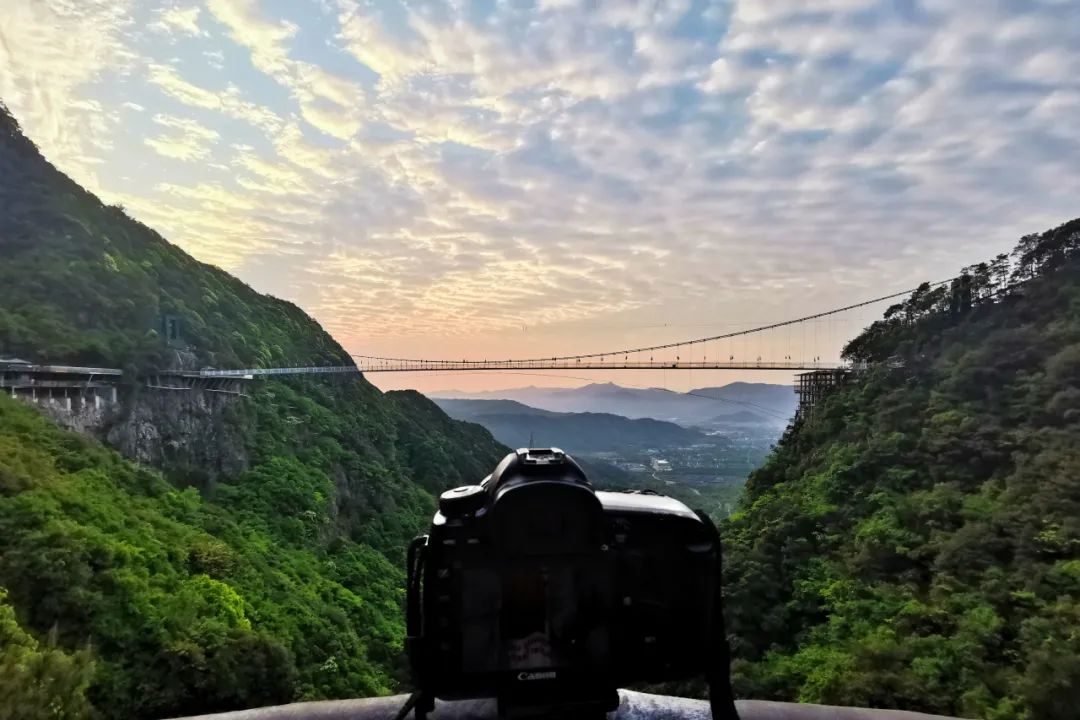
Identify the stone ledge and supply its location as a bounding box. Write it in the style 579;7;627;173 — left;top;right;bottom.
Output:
170;690;964;720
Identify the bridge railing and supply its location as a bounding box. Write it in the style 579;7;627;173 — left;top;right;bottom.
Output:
0;362;123;377
351;359;845;373
188;360;850;376
193;366;360;378
2;359;862;381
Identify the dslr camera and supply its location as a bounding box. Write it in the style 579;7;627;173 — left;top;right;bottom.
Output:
404;449;737;718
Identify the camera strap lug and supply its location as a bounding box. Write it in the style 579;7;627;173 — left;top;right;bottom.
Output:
392;690;435;720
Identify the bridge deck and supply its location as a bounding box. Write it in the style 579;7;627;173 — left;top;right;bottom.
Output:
3;360;850;381
0;362;123;378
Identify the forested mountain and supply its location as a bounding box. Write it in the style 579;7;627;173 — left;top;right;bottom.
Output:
433;398;562;418
724;218;1080;720
688;383;798;422
0;103;506;719
0;106;344;371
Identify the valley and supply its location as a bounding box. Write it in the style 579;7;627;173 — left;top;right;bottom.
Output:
432;392;786;517
433;381;797;429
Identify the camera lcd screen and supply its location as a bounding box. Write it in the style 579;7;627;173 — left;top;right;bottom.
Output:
458;561;612;675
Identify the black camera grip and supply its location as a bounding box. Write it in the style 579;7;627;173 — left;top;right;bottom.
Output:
406;535;428;642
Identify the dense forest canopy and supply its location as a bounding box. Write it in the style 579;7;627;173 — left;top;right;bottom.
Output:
724;217;1080;720
0;101;507;719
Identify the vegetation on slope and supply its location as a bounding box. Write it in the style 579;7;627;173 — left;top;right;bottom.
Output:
0;588;95;720
385;391;512;493
0;102;507;718
0;376;505;719
724;218;1080;720
0;393;398;717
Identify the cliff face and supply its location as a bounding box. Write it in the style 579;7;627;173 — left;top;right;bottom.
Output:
106;388;250;482
34;382;250;483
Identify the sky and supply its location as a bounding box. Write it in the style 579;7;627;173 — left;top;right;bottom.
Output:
2;0;1079;394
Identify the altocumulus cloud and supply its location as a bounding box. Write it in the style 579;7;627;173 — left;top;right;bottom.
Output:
1;0;1078;357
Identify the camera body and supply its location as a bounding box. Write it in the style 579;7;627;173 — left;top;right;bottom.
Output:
405;448;735;717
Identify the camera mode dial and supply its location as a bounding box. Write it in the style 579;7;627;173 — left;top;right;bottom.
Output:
439;485;487;517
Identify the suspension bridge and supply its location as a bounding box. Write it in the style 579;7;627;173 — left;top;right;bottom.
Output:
1;282;937;422
215;283;926;377
3;282;934;397
347;358;841;373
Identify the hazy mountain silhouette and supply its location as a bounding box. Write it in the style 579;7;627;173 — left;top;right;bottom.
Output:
432;381;796;428
433;397;710;452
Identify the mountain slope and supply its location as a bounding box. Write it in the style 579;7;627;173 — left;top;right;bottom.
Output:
385;391;509;492
0;104;344;370
0;394;392;715
688;383;798;420
0;102;507;718
433;398;562;418
723;219;1080;720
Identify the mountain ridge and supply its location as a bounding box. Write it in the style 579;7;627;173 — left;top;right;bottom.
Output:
433;397;710;452
430;380;797;428
0;103;348;371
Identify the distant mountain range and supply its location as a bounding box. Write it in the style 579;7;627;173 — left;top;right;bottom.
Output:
431;381;796;429
433;398;709;453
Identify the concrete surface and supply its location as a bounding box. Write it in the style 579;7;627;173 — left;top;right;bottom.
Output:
170;690;964;720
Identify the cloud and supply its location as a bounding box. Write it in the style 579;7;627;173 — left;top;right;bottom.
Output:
205;0;296;73
204;49;225;70
145;63;284;133
151;5;204;37
0;0;135;194
4;0;1080;364
157;181;257;212
206;0;365;139
336;6;431;81
144;113;220;161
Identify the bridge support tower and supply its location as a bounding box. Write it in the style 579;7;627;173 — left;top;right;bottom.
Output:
795;369;849;420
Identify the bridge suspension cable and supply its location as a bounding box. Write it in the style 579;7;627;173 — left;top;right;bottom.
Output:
350;279;952;366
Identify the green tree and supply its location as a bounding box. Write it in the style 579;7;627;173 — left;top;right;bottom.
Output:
0;590;96;720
